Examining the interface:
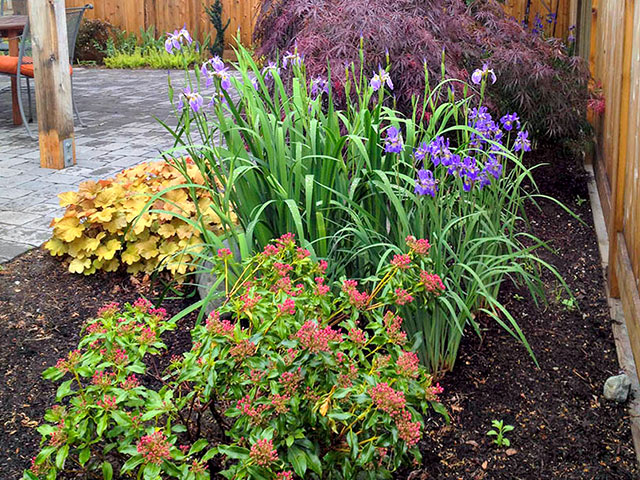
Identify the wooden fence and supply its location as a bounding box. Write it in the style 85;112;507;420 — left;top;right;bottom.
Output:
65;0;260;49
587;0;640;376
63;0;576;50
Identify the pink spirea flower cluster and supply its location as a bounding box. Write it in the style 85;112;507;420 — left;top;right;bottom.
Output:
348;327;368;346
229;339;257;360
276;471;294;480
205;311;235;336
279;368;302;395
405;235;431;256
239;292;262;312
138;327;157;345
314;277;330;296
369;383;421;446
97;301;119;317
121;374;140;390
136;431;172;465
296;247;311;258
96;395;117;410
278;298;296;315
237;394;269;421
249;438;279;466
294;320;342;353
92;370;116;387
217;247;232;259
396;351;420;378
420;271;445;294
318;259;328;274
133;297;153;312
49;421;67;447
369;382;407;415
383;311;407;345
271;393;290;414
274;262;293;277
55;349;82;372
394;288;414;305
390;254;412;269
342;280;369;310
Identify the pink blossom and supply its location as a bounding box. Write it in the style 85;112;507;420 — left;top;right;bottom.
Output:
394;288;414;305
92;370;116;387
49;421;67;447
369;382;406;416
205;311;235;336
271;393;290;414
138;327;157;345
296;247;311;258
217;247;232;259
97;301;119;317
279;368;302;395
405;235;431;255
348;327;368;346
395;409;421;447
314;277;330;296
294;320;342;353
390;254;412;269
278;298;296;315
137;431;172;465
397;351;420;378
121;374;140;390
318;259;328;273
274;262;293;277
249;438;279;466
276;471;295;480
55;349;82;372
229;339;257;360
383;311;407;345
96;395;117;410
133;297;153;312
420;271;445;294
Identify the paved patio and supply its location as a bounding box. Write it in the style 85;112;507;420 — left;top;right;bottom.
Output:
0;68;222;263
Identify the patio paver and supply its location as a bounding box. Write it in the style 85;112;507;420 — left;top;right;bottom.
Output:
0;67;236;263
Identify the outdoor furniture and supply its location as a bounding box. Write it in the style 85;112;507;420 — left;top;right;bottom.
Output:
0;4;92;138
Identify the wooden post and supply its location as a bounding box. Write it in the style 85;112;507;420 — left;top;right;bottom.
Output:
27;0;76;169
607;0;634;298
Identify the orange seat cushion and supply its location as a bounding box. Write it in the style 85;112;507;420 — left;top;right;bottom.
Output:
0;56;73;77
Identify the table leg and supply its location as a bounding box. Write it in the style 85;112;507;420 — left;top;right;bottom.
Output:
8;33;21;126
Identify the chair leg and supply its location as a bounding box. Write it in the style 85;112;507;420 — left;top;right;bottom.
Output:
16;74;34;140
26;77;33;123
71;77;85;127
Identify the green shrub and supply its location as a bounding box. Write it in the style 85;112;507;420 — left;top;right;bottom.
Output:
26;237;447;480
104;46;205;69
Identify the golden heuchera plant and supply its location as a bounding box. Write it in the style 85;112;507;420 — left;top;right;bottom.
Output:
45;160;231;275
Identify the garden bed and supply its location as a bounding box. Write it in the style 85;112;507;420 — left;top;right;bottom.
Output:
0;144;637;479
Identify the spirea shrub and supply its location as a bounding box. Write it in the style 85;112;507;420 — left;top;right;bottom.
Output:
26;235;447;480
254;0;589;139
45;160;232;275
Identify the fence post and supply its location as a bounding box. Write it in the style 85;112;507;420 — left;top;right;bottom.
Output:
27;0;76;169
607;0;634;297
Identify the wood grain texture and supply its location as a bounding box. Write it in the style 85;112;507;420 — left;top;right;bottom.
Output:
28;0;76;169
66;0;259;49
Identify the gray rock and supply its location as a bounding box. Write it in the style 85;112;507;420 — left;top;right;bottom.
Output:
603;374;631;403
195;238;242;315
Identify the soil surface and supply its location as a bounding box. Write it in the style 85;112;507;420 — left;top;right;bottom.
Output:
0;143;637;479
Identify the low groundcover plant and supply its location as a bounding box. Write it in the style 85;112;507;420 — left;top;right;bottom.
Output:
25;235;447;480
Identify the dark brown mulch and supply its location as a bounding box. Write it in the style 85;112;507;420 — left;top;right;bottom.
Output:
0;143;637;479
418;145;638;479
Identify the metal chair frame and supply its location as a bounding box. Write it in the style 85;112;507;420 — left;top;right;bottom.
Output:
10;4;93;138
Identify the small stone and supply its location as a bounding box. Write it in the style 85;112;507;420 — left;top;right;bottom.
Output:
603;374;631;403
506;448;518;456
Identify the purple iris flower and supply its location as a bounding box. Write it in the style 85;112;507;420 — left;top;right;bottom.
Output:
251;77;260;90
414;142;429;163
201;56;231;90
183;87;203;113
310;77;329;98
500;113;520;131
262;61;280;82
165;25;192;54
370;66;393;92
384;126;404;154
283;46;304;68
484;154;503;180
415;169;438;197
425;136;449;166
514;130;532;152
471;64;497;85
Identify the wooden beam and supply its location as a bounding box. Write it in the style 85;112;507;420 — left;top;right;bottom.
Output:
616;233;640;378
607;0;635;297
27;0;76;169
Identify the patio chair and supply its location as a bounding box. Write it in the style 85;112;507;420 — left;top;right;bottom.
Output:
0;4;93;138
